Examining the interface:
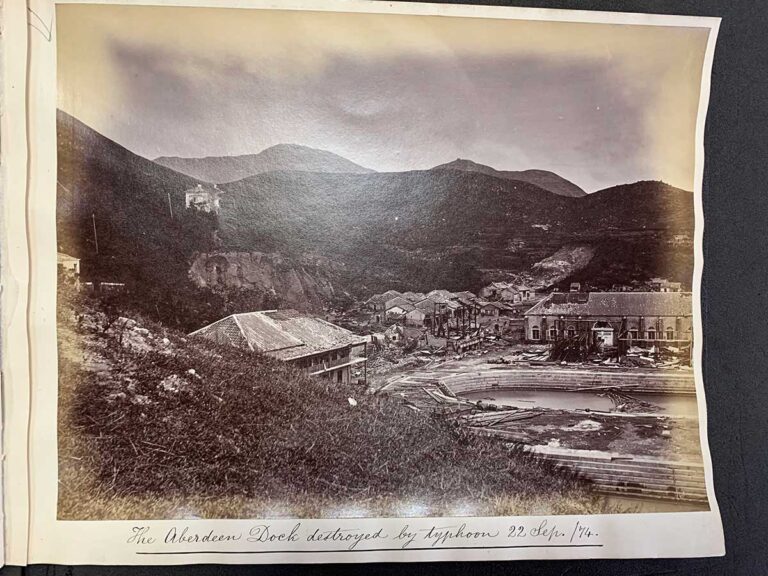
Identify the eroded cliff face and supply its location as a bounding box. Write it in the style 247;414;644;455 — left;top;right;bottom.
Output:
530;245;596;287
189;252;341;311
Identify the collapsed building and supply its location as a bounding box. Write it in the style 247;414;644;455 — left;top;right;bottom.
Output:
478;281;535;303
364;288;483;337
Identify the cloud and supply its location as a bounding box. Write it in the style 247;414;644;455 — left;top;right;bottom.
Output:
58;4;710;192
104;41;654;191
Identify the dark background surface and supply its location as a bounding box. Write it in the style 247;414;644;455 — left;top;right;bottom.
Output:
10;0;768;574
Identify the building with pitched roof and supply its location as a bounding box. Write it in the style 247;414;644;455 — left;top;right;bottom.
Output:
401;291;427;303
524;292;693;347
427;289;454;301
478;282;508;299
452;291;477;301
384;295;413;311
405;307;427;326
411;297;440;323
190;309;367;383
478;301;514;317
365;289;402;312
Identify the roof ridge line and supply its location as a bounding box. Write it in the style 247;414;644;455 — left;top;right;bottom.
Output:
188;313;238;336
234;309;279;317
231;314;255;352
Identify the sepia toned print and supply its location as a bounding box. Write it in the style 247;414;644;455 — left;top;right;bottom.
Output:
56;3;712;521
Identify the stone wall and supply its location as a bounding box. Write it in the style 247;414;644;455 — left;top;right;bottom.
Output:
441;368;696;395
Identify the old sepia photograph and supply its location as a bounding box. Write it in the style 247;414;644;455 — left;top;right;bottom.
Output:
55;3;713;521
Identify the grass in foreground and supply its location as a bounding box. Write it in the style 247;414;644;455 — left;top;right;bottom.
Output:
57;292;606;520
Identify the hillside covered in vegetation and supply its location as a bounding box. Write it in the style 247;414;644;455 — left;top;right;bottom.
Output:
57;284;604;520
155;143;375;184
57;111;696;330
217;170;694;293
431;158;587;197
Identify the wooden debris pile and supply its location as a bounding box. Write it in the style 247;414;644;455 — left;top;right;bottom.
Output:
620;345;690;368
391;382;546;432
599;389;663;413
459;408;545;428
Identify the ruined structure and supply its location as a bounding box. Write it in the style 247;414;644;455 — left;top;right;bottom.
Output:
478;281;534;303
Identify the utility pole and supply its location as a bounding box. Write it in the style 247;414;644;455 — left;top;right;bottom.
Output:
91;213;99;254
167;193;174;219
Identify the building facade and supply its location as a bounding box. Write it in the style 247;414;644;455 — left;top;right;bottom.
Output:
365;290;402;313
405;308;426;326
648;278;683;292
524;292;693;348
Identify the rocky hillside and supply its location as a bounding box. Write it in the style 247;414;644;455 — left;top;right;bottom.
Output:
188;251;344;312
154;143;374;184
530;245;597;286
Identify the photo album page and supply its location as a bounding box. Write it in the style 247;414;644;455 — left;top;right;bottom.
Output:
1;0;724;565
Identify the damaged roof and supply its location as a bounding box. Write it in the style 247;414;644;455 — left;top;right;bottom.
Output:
385;296;415;311
452;291;477;300
190;309;366;361
365;289;402;305
525;292;693;318
427;289;454;300
401;291;427;302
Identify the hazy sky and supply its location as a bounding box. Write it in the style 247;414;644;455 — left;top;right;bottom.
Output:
57;5;711;192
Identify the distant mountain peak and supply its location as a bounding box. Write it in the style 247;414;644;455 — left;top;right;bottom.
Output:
433;158;499;175
154;144;374;184
266;143;319;151
431;158;586;197
443;158;489;169
591;180;692;196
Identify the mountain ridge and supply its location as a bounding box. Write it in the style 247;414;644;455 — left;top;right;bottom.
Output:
431;158;587;198
154;143;375;184
57;111;695;326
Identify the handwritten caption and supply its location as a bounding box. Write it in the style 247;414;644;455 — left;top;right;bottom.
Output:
127;520;599;552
